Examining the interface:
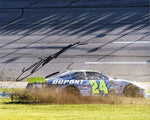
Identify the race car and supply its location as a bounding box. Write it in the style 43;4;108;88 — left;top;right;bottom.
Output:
26;70;147;97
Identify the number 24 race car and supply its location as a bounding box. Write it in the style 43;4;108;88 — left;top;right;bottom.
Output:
27;70;147;97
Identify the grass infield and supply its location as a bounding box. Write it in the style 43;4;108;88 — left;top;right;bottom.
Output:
0;88;150;120
0;99;150;120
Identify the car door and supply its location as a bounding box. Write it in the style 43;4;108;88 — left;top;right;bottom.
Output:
86;72;110;95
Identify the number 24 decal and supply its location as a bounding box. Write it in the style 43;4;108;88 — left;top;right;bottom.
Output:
89;80;108;94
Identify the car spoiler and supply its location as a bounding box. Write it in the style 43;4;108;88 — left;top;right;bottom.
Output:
27;71;60;84
27;77;46;84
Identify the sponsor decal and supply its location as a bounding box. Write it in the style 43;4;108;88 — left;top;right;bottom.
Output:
109;89;115;92
120;85;123;88
52;80;84;85
110;81;115;87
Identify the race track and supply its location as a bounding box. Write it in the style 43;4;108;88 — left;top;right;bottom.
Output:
0;0;150;83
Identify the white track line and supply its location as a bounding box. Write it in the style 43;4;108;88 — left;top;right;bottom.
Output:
113;41;150;44
85;62;150;65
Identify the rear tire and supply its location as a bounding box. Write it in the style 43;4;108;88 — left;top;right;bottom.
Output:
123;84;139;97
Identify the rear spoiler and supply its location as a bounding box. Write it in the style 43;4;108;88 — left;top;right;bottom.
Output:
27;77;46;84
27;71;60;84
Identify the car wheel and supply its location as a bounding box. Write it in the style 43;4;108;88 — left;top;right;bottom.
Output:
123;84;139;97
63;86;81;96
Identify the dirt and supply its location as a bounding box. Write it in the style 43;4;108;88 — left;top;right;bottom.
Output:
11;88;150;105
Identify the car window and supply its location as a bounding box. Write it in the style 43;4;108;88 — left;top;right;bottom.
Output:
73;72;85;80
86;72;103;80
101;74;109;80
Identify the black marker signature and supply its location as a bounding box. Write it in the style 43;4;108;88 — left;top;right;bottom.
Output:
16;41;83;81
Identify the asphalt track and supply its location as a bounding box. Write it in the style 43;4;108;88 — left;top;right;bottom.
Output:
0;0;150;84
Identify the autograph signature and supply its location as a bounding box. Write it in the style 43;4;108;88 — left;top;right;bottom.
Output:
16;41;86;81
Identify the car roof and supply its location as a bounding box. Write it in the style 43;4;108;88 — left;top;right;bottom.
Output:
69;70;100;73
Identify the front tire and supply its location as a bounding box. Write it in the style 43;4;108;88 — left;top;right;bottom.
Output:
123;84;139;97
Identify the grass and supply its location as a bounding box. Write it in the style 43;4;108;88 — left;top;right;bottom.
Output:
0;88;150;120
0;88;25;92
0;98;150;120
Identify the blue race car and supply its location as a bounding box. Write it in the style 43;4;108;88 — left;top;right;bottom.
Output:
27;70;147;97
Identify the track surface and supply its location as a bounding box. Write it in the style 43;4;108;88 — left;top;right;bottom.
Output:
0;0;150;82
